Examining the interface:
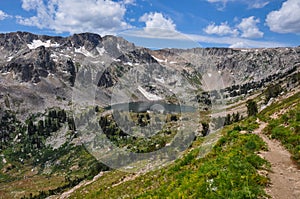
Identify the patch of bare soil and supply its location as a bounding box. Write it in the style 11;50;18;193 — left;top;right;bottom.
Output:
253;120;300;199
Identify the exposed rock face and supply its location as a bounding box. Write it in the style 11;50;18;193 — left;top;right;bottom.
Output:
0;32;299;114
157;47;300;87
3;46;55;83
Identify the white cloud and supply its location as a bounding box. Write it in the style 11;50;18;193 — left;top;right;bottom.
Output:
18;0;132;35
121;12;200;48
123;28;287;49
21;0;41;11
266;0;300;34
204;22;238;36
120;12;182;40
237;16;263;38
207;0;269;9
251;1;269;9
123;11;284;49
0;10;9;20
207;0;231;10
229;42;250;48
204;16;263;38
188;34;287;48
123;0;135;5
139;12;177;35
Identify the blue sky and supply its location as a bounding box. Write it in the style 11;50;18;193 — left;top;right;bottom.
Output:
0;0;299;48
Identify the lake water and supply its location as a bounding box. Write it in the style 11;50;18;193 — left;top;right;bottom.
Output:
105;101;196;113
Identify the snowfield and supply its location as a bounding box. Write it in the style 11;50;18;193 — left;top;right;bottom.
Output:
27;40;60;49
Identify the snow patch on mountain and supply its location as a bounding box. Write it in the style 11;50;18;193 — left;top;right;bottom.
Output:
75;46;95;57
97;47;106;56
7;56;13;61
124;62;133;66
151;55;166;63
27;40;60;49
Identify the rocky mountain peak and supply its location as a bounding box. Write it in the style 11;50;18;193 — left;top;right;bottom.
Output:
68;32;103;50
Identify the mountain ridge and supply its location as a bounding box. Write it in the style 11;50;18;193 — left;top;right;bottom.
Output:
0;31;300;198
0;31;299;113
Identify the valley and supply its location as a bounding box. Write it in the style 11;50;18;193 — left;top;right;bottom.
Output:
0;32;299;198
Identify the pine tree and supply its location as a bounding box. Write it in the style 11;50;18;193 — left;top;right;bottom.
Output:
27;120;35;136
201;122;209;136
225;114;231;125
233;112;240;122
37;120;44;135
246;100;258;116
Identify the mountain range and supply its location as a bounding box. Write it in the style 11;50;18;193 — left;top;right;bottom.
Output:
0;32;300;198
0;31;299;115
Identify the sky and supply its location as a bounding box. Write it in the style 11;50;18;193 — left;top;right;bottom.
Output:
0;0;299;49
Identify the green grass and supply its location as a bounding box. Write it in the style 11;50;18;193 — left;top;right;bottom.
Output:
68;90;299;199
255;90;300;166
70;118;270;199
137;130;269;199
259;91;300;121
262;103;300;165
2;89;299;198
0;144;107;198
0;107;110;198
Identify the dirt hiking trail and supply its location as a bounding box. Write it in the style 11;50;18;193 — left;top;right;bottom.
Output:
254;120;300;199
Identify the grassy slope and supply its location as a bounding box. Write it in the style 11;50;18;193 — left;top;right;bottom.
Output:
69;90;300;198
0;144;104;198
259;91;300;166
0;108;110;198
1;90;298;198
70;117;270;199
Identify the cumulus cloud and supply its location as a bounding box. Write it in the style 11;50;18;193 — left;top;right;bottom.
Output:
124;12;285;49
21;0;41;11
204;22;238;36
126;12;182;39
266;0;300;34
18;0;132;35
237;16;263;38
121;12;199;48
139;12;176;32
126;13;274;48
0;10;9;20
121;11;282;49
204;16;263;38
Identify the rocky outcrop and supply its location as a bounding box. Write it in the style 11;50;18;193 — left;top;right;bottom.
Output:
0;31;299;113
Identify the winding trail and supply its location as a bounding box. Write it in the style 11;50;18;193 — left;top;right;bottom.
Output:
52;119;300;199
253;120;300;199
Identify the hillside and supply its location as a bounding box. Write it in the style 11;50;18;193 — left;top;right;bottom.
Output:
0;32;299;198
57;88;300;199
